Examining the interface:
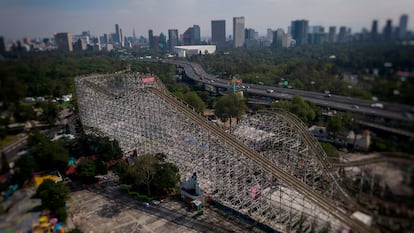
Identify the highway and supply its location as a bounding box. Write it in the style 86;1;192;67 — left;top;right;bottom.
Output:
149;59;414;125
148;83;373;233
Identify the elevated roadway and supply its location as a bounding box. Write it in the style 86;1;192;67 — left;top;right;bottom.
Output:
148;59;414;127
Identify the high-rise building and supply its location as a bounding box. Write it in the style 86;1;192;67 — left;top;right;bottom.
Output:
54;32;73;52
115;24;122;46
193;25;200;44
266;28;273;41
371;20;378;41
183;27;195;45
383;19;393;41
168;29;179;50
211;20;226;48
182;25;201;45
159;33;167;50
272;29;285;49
328;26;336;43
398;14;409;40
233;16;245;48
291;20;309;46
337;26;348;43
0;36;5;55
148;29;154;49
103;33;111;44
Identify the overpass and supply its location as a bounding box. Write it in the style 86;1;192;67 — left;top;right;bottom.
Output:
148;59;414;135
76;73;374;232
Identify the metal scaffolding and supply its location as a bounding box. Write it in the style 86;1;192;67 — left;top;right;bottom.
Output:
75;73;370;233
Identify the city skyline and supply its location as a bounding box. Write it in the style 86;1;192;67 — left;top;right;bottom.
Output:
0;0;413;40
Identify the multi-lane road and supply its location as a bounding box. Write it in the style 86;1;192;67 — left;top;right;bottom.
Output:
150;59;414;126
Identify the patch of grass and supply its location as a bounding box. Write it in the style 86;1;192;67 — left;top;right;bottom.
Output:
0;134;19;148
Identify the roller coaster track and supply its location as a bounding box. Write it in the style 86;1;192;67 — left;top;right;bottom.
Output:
147;83;373;233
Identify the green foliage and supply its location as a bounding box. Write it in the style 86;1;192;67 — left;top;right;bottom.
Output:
56;206;68;223
36;179;69;211
192;44;414;105
125;153;180;197
76;158;97;183
38;101;59;124
28;130;69;172
13;155;35;185
271;96;317;125
320;142;339;159
183;91;206;113
214;93;247;123
326;114;344;139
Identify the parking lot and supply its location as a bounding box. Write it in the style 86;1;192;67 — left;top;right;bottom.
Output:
67;182;264;233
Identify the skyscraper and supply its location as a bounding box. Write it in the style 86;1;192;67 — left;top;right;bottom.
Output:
371;20;378;41
398;14;409;40
383;19;393;41
272;29;284;49
328;26;336;43
337;26;348;43
183;27;195;45
211;20;226;48
193;25;200;44
168;29;179;50
148;29;154;49
115;24;122;46
290;20;309;46
233;16;245;48
54;32;73;52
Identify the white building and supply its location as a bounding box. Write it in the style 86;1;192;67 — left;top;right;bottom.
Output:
173;45;216;57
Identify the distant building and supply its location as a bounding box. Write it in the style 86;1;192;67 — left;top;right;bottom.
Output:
272;29;287;49
183;27;194;45
211;20;226;48
291;19;309;45
398;14;409;40
193;25;201;44
54;32;73;52
328;26;336;43
183;25;201;45
0;36;5;55
383;19;393;41
173;45;216;57
158;33;167;50
371;20;378;41
115;24;122;46
168;29;179;50
337;26;348;43
233;16;245;48
148;29;154;49
73;38;87;51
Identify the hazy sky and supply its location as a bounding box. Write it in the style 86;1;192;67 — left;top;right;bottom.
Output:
1;0;413;40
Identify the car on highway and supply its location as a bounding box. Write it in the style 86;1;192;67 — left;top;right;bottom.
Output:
371;103;384;109
352;105;360;109
266;89;274;93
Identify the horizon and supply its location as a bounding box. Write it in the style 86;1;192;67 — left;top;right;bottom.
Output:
1;0;413;41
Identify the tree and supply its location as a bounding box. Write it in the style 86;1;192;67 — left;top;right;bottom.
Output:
214;93;247;125
77;158;97;183
183;91;206;113
29;131;69;172
326;114;344;140
128;154;158;196
13;155;35;185
153;162;180;195
36;179;69;212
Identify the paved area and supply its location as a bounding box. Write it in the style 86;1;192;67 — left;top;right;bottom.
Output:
67;181;265;233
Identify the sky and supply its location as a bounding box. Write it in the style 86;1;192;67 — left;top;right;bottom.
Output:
0;0;413;40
